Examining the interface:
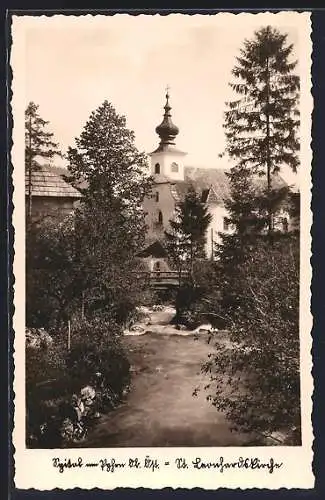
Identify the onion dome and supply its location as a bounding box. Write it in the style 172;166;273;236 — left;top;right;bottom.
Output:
155;89;179;147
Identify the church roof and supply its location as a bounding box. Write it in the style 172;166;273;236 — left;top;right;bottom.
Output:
184;167;231;201
168;168;231;203
25;165;82;198
150;145;187;155
152;173;171;184
166;167;288;205
155;89;179;148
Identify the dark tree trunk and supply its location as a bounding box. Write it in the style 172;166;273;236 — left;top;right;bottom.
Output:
265;56;273;237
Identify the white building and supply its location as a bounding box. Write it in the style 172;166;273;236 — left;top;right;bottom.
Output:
143;90;292;260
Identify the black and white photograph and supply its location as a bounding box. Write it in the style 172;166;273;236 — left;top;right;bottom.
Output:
11;11;313;490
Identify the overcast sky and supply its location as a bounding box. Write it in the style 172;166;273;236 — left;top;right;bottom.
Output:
19;13;304;184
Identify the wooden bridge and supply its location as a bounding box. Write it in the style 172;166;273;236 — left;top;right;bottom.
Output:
132;270;190;289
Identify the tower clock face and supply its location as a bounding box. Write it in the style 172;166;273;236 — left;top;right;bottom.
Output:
171;162;179;173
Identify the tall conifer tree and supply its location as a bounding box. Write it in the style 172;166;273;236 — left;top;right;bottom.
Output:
224;26;300;234
25;102;62;221
67;101;152;321
165;185;212;278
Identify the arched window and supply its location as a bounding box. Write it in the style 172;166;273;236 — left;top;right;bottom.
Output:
153;260;161;280
155;192;159;202
155;163;160;174
171;161;179;173
153;261;161;272
158;210;163;225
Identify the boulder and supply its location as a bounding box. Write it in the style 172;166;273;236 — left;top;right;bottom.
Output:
130;324;146;333
193;323;214;334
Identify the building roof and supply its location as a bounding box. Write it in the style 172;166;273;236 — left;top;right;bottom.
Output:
137;239;168;258
184;167;231;200
150;145;187;155
168;168;231;203
25;165;82;198
167;167;288;204
153;173;171;184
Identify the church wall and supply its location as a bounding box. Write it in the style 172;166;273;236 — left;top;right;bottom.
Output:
143;182;176;240
205;203;232;258
150;151;186;181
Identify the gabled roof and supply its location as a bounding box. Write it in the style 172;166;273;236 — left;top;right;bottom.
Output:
137;239;168;258
184;167;231;201
166;167;288;205
169;168;231;204
25;165;82;198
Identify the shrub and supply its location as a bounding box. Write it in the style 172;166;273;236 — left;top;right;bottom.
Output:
202;235;301;441
26;319;130;448
66;319;130;406
171;261;222;329
26;338;72;447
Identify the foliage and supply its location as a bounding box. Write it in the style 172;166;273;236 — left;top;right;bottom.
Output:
67;100;151;207
26;320;130;448
224;26;300;233
72;196;148;325
202;235;300;440
25;102;62;220
164;185;212;325
26;101;152;329
66;100;152;323
198;29;301;436
26;336;73;448
165;185;212;276
26;210;149;328
25;102;63;171
65;318;130;404
26;216;79;328
173;260;224;329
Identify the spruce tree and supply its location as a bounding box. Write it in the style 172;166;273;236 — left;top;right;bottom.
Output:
165;185;212;279
224;26;300;234
201;27;301;438
68;100;151;210
25;102;62;221
67;101;152;323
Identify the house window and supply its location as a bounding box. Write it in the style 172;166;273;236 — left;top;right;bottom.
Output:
171;162;179;173
155;163;160;174
158;210;163;225
155;192;159;202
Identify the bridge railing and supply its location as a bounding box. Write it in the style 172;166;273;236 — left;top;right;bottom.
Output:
131;270;190;282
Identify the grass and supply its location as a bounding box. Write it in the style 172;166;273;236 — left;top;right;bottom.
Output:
75;331;260;447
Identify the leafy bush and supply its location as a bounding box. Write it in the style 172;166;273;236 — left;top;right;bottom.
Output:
26;338;72;447
170;261;223;329
26;218;80;329
26;320;130;448
66;319;130;406
202;235;300;441
26;215;150;330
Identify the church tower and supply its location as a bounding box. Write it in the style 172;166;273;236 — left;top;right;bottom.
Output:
150;88;187;181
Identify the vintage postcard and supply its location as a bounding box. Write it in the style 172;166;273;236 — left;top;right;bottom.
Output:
11;11;314;490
